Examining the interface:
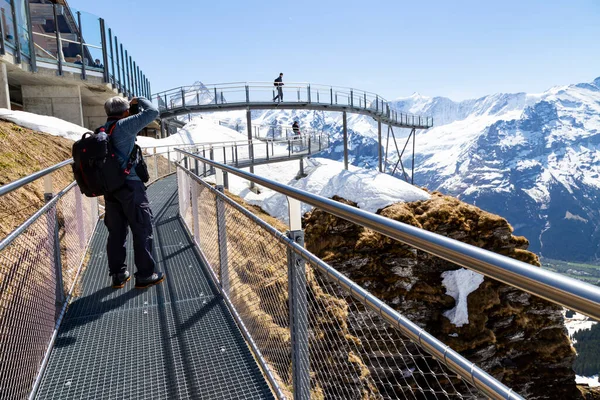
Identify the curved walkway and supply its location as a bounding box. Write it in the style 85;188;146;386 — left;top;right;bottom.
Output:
153;82;433;129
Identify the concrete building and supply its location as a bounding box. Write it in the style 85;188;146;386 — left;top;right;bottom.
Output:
0;0;158;135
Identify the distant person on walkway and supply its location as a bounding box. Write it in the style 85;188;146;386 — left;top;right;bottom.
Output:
292;121;300;136
93;58;103;68
102;96;165;289
273;73;284;102
74;54;83;65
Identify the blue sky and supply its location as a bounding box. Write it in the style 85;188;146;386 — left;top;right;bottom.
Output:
69;0;599;101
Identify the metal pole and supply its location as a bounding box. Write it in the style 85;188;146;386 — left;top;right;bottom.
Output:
246;109;255;189
216;170;229;295
121;45;127;95
343;111;348;170
378;119;382;172
108;28;116;87
44;176;64;304
24;0;36;72
286;197;309;400
9;0;20;64
191;181;200;245
350;89;353;107
77;11;86;80
299;158;304;176
115;36;121;91
181;87;186;108
52;3;62;75
74;187;85;247
99;19;109;83
245;85;249;102
307;85;311;103
412;128;416;185
0;9;6;56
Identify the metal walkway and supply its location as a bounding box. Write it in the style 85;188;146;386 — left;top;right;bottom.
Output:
34;175;274;400
154;82;434;129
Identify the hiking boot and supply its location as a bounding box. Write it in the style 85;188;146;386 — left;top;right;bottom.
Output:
135;272;165;289
111;271;131;289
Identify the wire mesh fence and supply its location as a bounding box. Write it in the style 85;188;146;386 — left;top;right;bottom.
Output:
178;164;486;400
0;182;98;400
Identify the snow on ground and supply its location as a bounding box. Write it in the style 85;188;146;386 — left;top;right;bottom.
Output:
441;269;485;327
563;310;597;337
216;157;430;224
576;375;600;387
3;111;430;225
0;108;88;140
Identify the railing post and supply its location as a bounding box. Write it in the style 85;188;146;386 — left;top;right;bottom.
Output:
99;19;109;83
378;119;383;172
181;88;186;108
343;111;348;170
307;84;311;103
202;148;207;175
286;196;309;400
44;175;64;304
375;95;379;112
0;9;6;56
167;148;171;174
76;11;86;80
364;92;367;109
74;186;85;248
245;85;250;102
266;141;269;161
9;0;21;64
24;0;36;72
307;136;311;154
350;89;353;107
153;147;159;179
216;169;229;295
191;181;200;245
214;87;218;104
299;158;304;176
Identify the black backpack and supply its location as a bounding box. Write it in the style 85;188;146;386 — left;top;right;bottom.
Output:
72;122;148;197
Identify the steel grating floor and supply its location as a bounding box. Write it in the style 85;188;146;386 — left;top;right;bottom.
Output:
35;175;275;400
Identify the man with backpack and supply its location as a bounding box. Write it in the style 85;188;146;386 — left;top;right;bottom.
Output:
102;96;164;289
273;73;284;102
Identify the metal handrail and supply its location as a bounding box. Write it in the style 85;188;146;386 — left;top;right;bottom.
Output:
0;159;73;197
177;150;600;321
152;82;434;128
178;160;523;400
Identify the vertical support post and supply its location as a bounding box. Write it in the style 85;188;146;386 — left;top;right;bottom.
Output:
299;158;304;176
307;84;311;103
375;95;379;112
74;186;85;248
246;109;255;189
76;11;86;80
266;141;269;161
245;85;250;103
114;36;121;91
330;87;333;105
202;148;207;175
191;181;200;245
412;128;416;185
364;92;367;109
378;119;382;172
209;147;215;175
121;46;128;95
9;0;20;64
194;156;199;176
108;29;116;87
0;8;6;56
44;175;64;304
167;148;171;173
343;111;348;170
153;147;158;179
181;87;185;108
214;87;218;104
24;0;36;72
350;89;353;107
286;196;309;400
215;169;229;295
99;19;109;83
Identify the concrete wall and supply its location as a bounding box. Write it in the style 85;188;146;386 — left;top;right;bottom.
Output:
83;105;107;130
22;85;83;126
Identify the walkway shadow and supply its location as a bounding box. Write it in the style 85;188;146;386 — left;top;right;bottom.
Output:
55;287;144;346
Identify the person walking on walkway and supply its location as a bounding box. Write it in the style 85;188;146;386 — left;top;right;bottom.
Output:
103;96;165;289
273;73;284;102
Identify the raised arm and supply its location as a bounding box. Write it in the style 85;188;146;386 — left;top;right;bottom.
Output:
117;97;159;139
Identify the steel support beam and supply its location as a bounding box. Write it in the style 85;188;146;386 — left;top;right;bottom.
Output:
343;111;348;170
377;119;382;172
246;109;255;189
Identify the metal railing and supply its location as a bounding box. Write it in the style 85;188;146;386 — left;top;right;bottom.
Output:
0;162;99;400
3;1;152;98
153;82;434;129
175;150;539;400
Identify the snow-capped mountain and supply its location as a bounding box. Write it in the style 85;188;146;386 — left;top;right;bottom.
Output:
214;77;600;262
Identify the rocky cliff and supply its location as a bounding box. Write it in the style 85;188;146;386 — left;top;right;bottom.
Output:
303;192;587;399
